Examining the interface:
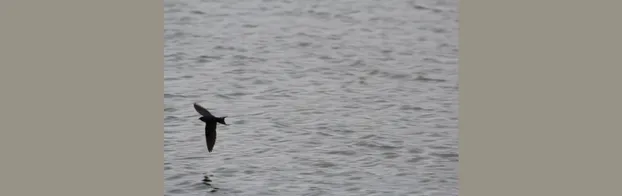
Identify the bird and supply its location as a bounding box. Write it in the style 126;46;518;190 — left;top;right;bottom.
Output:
193;102;228;153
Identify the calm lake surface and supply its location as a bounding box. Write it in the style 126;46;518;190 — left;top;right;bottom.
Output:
165;0;458;195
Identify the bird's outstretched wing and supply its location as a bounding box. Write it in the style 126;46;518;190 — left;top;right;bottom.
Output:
205;122;218;152
194;103;214;117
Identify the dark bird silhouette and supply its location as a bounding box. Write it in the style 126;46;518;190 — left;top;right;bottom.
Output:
193;103;228;153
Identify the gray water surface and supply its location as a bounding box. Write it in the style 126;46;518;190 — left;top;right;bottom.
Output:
165;0;458;195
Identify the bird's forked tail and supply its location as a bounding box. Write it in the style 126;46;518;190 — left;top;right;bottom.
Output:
216;116;227;125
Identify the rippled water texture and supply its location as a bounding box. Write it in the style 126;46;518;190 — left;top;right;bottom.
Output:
165;0;458;195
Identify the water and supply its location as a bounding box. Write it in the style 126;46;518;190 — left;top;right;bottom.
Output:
164;0;458;195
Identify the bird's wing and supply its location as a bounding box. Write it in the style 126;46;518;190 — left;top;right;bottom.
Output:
194;103;214;117
205;121;218;153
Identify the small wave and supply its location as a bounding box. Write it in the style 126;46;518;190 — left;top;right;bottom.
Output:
406;156;428;163
326;150;357;156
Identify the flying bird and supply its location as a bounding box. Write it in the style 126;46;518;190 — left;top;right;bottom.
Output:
193;103;228;153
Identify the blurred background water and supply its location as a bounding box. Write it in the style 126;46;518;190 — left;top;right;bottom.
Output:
165;0;458;195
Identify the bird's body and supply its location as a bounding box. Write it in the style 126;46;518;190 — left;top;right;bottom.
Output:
194;103;228;153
